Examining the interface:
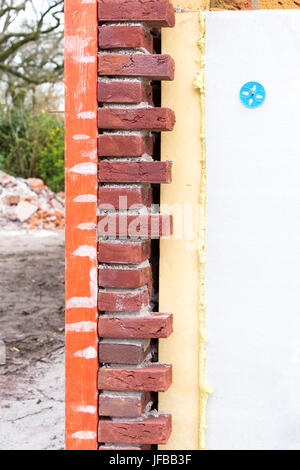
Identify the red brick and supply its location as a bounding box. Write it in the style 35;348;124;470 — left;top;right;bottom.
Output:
99;339;151;364
98;0;175;27
98;134;153;157
99;264;152;298
99;161;172;184
98;80;152;104
99;264;152;289
98;107;175;131
98;287;149;312
98;185;152;209
99;25;153;53
99;313;173;339
98;364;172;392
99;444;151;450
98;54;174;80
98;240;151;264
98;213;173;238
98;414;172;445
99;391;151;418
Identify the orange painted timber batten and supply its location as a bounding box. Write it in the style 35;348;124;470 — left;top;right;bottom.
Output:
65;0;98;450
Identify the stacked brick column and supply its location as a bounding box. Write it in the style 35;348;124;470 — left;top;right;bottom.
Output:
97;0;175;449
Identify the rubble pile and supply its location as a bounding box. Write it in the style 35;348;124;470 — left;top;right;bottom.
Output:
0;171;65;230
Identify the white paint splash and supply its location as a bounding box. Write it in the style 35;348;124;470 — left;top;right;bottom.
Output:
66;296;96;309
66;267;97;309
74;346;97;359
81;149;97;160
66;321;97;333
73;245;96;259
73;194;97;203
64;36;93;54
78;55;96;63
77;111;96;119
76;405;97;414
77;222;97;231
70;162;97;175
71;431;97;440
72;134;91;141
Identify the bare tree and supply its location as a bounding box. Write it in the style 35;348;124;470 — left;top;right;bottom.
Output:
0;0;64;98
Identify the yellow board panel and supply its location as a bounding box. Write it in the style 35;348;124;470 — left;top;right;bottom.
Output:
159;12;203;450
171;0;209;9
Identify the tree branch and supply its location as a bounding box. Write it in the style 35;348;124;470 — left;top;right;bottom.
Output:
0;0;64;88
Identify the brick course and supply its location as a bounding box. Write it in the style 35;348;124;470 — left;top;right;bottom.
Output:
98;161;172;183
98;0;175;27
98;240;151;264
99;25;153;52
99;339;151;364
99;444;151;450
99;391;151;418
98;364;172;392
98;80;152;104
98;107;175;131
99;264;152;289
98;414;172;445
98;134;153;157
98;287;149;312
98;53;175;80
98;313;173;339
98;185;153;209
98;213;173;238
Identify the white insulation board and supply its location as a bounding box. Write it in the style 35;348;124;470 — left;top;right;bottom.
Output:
205;10;300;450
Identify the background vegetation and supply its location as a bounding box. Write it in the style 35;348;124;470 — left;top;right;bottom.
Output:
0;101;64;192
0;0;64;192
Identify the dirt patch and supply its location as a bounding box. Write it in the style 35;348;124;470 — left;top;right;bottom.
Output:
0;349;64;450
0;230;65;449
0;230;65;376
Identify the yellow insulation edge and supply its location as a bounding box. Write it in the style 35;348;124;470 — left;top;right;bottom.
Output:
193;12;212;451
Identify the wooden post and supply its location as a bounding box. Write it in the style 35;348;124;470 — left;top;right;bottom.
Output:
64;0;98;450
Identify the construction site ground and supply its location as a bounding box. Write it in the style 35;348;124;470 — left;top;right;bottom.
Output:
0;230;65;450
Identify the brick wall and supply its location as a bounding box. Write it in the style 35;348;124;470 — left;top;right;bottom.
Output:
97;0;175;449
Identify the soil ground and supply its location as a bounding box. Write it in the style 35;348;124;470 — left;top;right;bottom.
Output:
0;230;65;450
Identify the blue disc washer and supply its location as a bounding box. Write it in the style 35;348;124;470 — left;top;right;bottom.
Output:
240;81;266;108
